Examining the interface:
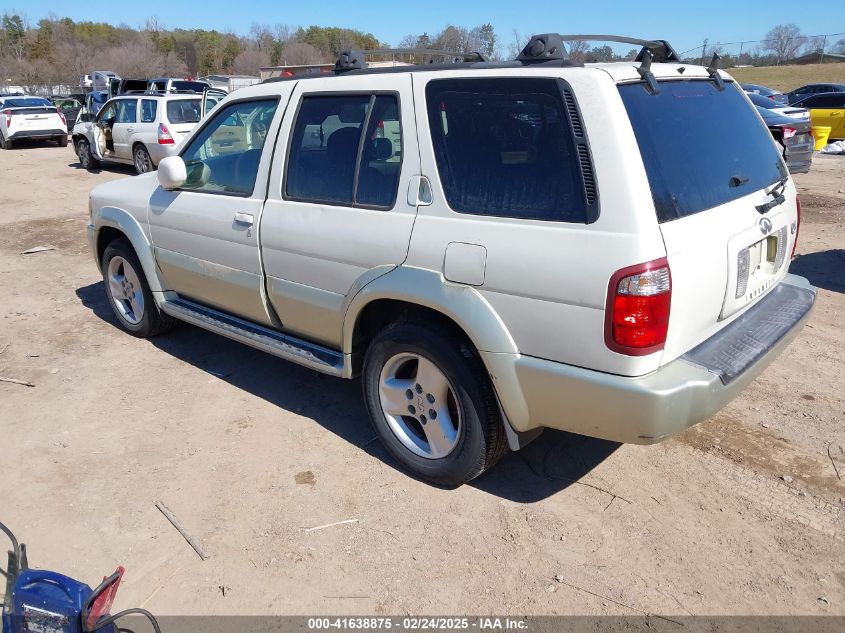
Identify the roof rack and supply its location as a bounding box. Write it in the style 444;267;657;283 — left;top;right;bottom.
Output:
334;47;488;73
546;34;681;63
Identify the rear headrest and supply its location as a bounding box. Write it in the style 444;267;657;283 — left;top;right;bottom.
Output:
371;137;393;160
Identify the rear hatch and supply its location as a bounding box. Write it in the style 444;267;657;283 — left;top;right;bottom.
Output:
4;104;63;130
164;98;201;141
619;79;798;364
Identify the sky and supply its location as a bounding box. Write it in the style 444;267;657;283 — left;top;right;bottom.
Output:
3;0;844;57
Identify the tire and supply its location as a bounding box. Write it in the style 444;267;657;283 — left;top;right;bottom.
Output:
101;238;176;338
76;137;99;171
57;134;68;147
362;320;507;486
0;132;12;150
133;144;153;174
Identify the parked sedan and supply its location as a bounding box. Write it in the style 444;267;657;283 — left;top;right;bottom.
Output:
787;83;845;105
792;93;845;140
0;96;68;149
757;106;813;174
747;92;808;120
741;83;788;105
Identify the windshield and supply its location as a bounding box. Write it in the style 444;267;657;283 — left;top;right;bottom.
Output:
167;99;201;123
171;81;209;93
3;97;51;108
619;80;786;223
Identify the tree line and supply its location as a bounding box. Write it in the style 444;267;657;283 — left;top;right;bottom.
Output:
1;14;843;92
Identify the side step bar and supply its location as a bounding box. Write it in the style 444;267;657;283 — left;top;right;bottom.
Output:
159;298;346;377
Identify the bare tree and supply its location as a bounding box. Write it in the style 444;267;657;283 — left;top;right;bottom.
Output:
566;39;589;62
836;38;845;54
762;24;805;64
232;48;270;74
280;41;325;65
803;35;825;55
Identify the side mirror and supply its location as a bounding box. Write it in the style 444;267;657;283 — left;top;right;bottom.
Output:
157;156;187;190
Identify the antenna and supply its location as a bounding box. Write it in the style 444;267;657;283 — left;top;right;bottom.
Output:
706;52;725;91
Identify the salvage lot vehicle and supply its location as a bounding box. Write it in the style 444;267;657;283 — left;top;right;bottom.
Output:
87;35;816;486
52;97;83;131
787;82;845;105
792;92;845;140
755;105;813;174
73;93;213;174
746;91;808;120
0;96;67;149
741;82;788;105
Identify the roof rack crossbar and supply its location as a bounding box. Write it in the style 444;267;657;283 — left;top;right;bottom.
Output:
536;34;680;63
362;48;488;62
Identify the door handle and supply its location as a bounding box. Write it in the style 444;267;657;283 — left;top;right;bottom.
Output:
234;212;254;226
126;127;134;132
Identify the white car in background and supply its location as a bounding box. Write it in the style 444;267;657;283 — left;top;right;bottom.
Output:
0;95;68;149
72;91;221;173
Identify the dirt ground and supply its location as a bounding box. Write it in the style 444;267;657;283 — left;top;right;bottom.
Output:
0;145;843;617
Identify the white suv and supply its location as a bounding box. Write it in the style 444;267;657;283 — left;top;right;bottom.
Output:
86;35;816;485
72;93;219;174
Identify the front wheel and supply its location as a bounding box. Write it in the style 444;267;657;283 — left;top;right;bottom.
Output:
76;138;99;170
133;145;152;174
362;321;507;486
101;239;176;338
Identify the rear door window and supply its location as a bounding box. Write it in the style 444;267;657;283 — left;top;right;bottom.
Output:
141;99;157;122
619;81;787;223
426;78;590;223
285;94;403;208
799;94;844;108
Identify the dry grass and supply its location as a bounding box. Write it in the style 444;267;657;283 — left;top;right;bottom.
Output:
726;63;845;92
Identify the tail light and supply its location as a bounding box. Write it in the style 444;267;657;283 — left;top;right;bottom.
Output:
605;258;671;356
791;196;801;259
157;122;174;144
782;126;797;140
56;107;66;126
3;109;11;127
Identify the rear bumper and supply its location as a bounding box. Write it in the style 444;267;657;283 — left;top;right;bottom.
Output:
8;128;66;140
146;143;180;166
486;274;816;444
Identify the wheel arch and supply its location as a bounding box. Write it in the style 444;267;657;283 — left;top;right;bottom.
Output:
344;266;532;446
93;207;169;294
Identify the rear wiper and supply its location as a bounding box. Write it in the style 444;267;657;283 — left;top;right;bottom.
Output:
756;176;788;214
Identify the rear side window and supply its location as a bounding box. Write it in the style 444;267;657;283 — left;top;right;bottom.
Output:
620;81;787;223
426;78;590;223
166;99;201;124
799;94;844;108
285;94;402;208
141;99;157;122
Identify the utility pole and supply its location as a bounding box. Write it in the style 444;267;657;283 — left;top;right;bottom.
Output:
820;34;827;64
700;38;708;66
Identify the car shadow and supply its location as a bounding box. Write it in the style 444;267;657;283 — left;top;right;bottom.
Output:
790;250;845;293
66;160;135;175
76;281;619;501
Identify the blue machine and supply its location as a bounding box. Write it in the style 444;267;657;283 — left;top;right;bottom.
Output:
2;522;125;633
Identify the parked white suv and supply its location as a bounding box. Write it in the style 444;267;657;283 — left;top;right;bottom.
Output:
73;93;217;173
0;95;68;149
86;35;816;485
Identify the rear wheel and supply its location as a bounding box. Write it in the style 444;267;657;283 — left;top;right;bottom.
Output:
101;239;176;338
57;134;68;147
0;132;12;150
76;137;99;170
133;144;152;174
362;321;507;486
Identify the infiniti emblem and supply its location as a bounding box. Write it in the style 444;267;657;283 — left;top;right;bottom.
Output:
759;217;773;235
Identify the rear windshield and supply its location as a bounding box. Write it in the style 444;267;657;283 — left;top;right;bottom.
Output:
3;98;51;108
620;80;786;223
166;99;201;124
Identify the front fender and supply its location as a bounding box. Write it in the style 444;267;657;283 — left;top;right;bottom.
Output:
90;206;170;295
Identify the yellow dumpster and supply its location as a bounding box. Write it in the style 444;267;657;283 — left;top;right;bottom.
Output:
812;126;831;151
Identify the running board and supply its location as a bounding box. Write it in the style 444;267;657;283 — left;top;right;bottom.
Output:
159;298;345;377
